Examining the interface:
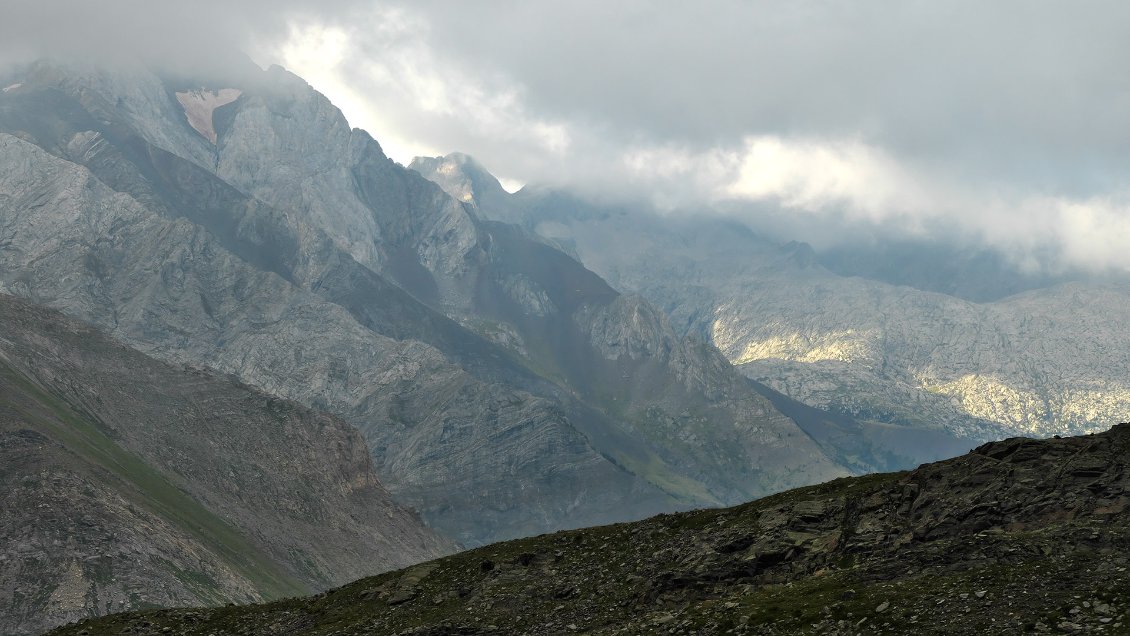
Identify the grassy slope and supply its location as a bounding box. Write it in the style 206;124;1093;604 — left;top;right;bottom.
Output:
1;361;308;601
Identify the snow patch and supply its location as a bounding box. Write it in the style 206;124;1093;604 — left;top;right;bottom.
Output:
175;88;242;144
2;83;22;93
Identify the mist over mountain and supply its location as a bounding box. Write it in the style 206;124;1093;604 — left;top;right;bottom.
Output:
815;240;1094;303
413;153;1130;444
262;2;1130;280
8;2;1130;277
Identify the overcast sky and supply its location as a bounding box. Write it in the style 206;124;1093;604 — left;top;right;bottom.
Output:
5;1;1130;272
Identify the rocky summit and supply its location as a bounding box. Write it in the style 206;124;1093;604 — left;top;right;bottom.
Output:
50;423;1130;635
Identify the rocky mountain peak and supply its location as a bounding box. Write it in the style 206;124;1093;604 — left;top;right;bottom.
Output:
409;152;509;209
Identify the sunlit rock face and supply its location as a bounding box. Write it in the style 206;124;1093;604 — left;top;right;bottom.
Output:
708;277;1130;439
718;278;1130;439
417;152;1130;442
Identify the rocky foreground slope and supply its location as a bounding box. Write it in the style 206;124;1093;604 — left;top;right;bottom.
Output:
52;423;1130;635
0;295;452;636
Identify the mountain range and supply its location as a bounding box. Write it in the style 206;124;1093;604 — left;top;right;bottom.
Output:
412;152;1130;442
3;53;1124;634
0;59;868;542
0;58;899;631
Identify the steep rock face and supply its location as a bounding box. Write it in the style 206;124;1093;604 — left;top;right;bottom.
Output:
201;69;798;470
0;61;851;547
210;66;485;315
463;221;845;501
574;295;843;500
413;156;1130;444
50;423;1130;635
0;127;668;547
0;294;452;636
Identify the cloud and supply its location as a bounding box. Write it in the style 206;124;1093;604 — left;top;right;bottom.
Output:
718;139;1130;274
726;138;911;217
0;0;360;72
258;1;1130;272
7;1;1130;273
594;133;1130;272
267;9;577;181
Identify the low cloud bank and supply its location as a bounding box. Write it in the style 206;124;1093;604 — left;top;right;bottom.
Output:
7;1;1130;273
